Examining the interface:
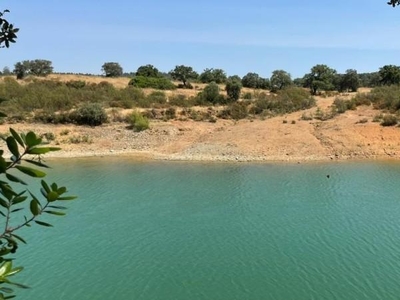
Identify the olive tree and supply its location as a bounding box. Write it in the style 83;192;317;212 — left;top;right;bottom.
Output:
199;68;227;84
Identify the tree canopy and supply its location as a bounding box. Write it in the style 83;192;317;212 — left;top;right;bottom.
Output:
136;64;160;78
101;62;123;77
169;65;198;88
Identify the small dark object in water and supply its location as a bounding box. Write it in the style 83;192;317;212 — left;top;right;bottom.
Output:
326;175;330;178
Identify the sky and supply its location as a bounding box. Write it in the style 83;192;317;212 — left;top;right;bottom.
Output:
1;0;400;78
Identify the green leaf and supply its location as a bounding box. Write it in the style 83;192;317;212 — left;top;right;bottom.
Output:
15;166;46;178
0;157;6;174
25;132;41;148
0;287;13;294
57;196;77;201
48;205;67;210
10;208;23;213
10;235;26;245
0;211;6;217
46;191;58;202
41;180;50;193
57;187;67;195
29;200;40;216
50;183;58;191
5;137;19;159
5;174;26;185
26;148;51;155
0;199;8;209
0;261;12;276
12;195;27;205
23;159;49;168
44;210;65;216
9;129;24;148
34;220;52;227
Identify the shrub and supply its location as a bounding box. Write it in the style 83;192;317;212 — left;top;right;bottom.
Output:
66;80;86;89
72;103;108;126
197;82;225;105
129;111;150;131
169;94;194;107
219;102;248;120
225;80;242;102
333;97;356;114
381;115;398;126
128;76;176;90
164;107;176;120
242;92;253;100
146;91;167;105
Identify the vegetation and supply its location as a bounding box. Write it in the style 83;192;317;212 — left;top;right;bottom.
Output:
225;79;242;102
73;103;108;126
379;65;400;86
270;70;292;92
128;76;175;90
101;62;123;77
169;65;198;88
0;10;18;48
242;72;270;89
199;68;227;84
303;64;337;95
135;64;161;78
14;60;53;79
129;111;150;131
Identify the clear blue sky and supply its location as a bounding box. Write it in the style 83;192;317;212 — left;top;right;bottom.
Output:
1;0;399;78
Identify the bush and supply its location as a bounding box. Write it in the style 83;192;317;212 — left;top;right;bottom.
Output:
72;103;108;126
197;82;226;105
219;102;248;120
66;80;86;89
332;97;356;114
128;76;176;90
146;91;167;105
225;80;242;102
381;115;398;126
360;85;400;112
129;111;150;131
168;94;194;107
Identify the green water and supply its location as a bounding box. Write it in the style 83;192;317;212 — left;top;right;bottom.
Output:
13;159;400;299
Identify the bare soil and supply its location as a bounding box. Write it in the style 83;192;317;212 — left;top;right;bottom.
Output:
2;89;400;162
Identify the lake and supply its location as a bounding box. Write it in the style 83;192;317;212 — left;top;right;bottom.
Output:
14;158;400;299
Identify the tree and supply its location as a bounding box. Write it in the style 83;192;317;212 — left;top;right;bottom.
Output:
0;10;18;48
13;61;29;79
199;68;227;84
28;59;53;76
169;65;198;88
135;64;160;78
2;66;11;75
241;72;270;89
101;62;123;77
270;70;292;92
303;64;337;95
1;10;76;299
337;69;360;92
13;60;53;79
225;79;242;102
379;65;400;85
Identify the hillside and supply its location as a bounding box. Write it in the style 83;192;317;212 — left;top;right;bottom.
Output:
0;75;399;162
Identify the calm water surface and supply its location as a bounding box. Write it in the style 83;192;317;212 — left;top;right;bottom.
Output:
14;159;400;299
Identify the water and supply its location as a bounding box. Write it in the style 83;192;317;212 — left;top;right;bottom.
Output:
12;159;400;299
